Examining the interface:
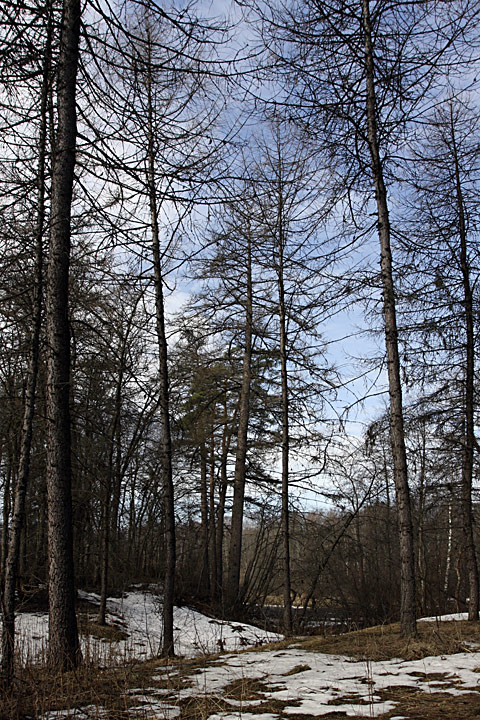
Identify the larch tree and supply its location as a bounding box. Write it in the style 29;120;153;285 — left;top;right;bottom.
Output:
0;0;52;685
249;0;480;637
361;0;416;637
87;0;230;653
249;119;336;633
225;211;254;612
44;0;81;669
400;96;480;620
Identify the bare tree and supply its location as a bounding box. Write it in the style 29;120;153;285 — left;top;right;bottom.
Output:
361;0;416;637
247;0;480;636
44;0;80;669
0;0;54;684
400;96;480;620
226;223;253;611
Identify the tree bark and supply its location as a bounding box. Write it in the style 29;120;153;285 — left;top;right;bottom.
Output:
450;107;479;620
199;441;211;598
45;0;81;670
146;48;176;656
226;231;253;611
362;0;417;637
215;401;233;603
444;502;453;599
275;140;293;635
417;426;427;616
208;429;218;601
1;447;12;588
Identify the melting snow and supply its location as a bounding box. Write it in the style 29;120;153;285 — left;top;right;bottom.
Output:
16;590;280;665
17;595;480;719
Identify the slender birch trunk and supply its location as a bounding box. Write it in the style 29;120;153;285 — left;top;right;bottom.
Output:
199;442;210;597
444;502;453;599
0;449;11;588
209;429;218;600
215;402;233;603
417;429;427;615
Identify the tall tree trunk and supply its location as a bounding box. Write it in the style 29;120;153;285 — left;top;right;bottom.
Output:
98;365;124;625
444;501;453;601
417;427;427;616
226;232;253;611
45;0;81;670
208;429;218;601
0;6;50;680
450;107;479;621
215;402;233;603
455;550;463;613
146;50;176;657
275;143;292;635
199;442;210;597
362;0;417;637
1;447;12;587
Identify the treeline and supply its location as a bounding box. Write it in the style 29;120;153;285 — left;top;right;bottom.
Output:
1;0;480;690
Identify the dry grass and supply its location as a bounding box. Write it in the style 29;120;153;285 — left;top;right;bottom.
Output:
3;619;480;719
77;615;129;642
377;685;480;719
2;653;205;719
223;676;270;700
282;664;311;676
291;618;480;661
284;689;480;720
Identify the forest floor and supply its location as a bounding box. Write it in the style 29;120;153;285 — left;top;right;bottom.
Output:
4;590;480;720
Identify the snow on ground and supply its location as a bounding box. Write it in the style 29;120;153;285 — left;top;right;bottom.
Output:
157;644;480;717
36;642;480;719
15;589;280;665
16;598;480;719
419;611;469;622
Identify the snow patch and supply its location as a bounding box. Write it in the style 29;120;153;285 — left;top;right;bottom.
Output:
16;589;280;666
419;612;470;622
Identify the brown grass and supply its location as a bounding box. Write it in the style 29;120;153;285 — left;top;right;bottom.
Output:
282;663;311;676
3;619;480;719
223;676;270;700
292;618;480;661
77;615;129;642
378;685;480;719
284;688;480;720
